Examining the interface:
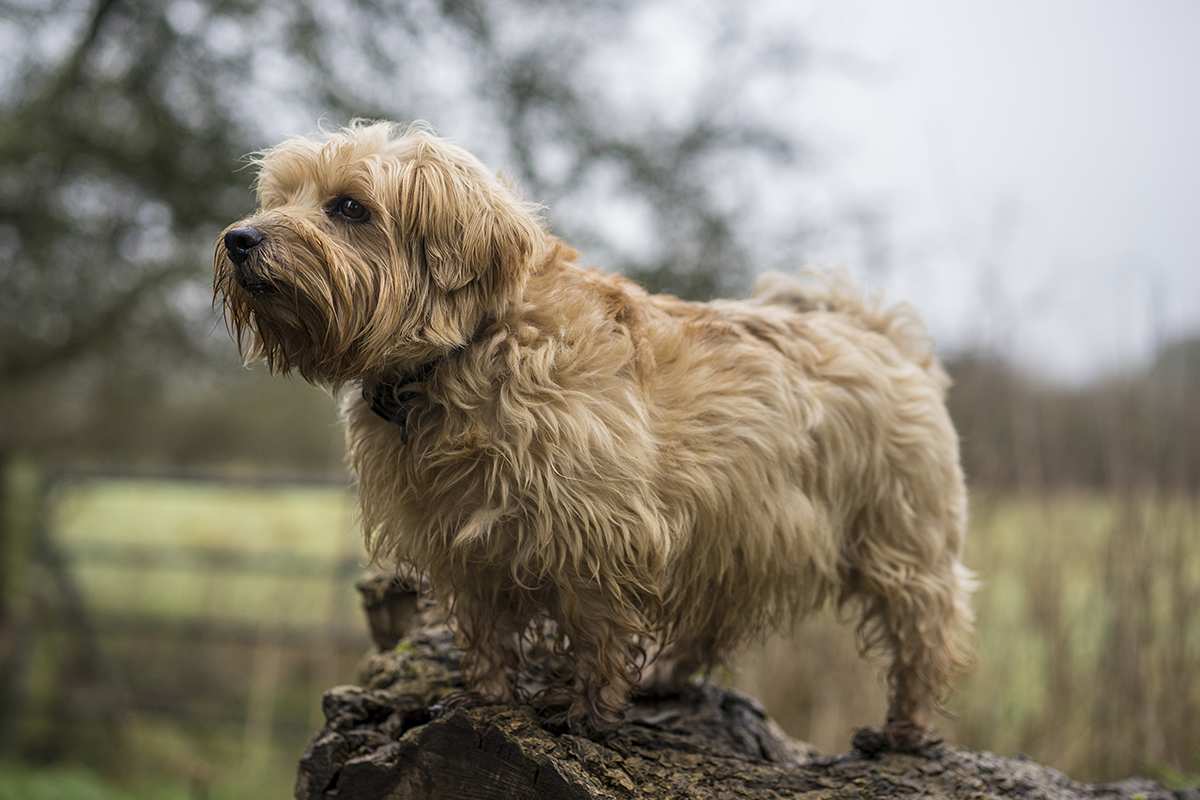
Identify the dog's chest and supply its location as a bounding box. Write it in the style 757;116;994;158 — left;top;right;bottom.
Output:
345;371;668;538
347;389;499;506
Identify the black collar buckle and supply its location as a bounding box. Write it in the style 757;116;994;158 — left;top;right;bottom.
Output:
362;361;437;438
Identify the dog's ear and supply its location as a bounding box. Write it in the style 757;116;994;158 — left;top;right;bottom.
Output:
397;140;542;292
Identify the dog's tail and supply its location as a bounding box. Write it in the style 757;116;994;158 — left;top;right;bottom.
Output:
752;270;949;390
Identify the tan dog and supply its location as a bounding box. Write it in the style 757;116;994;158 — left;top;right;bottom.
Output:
215;121;974;748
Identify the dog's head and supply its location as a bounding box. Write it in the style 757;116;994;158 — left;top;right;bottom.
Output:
214;121;545;384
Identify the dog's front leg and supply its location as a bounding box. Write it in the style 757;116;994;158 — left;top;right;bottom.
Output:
452;593;526;707
549;579;649;735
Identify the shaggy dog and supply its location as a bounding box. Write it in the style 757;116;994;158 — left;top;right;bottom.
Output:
214;121;975;749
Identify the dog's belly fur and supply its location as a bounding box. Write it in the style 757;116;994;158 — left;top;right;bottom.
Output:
344;250;971;725
647;287;966;661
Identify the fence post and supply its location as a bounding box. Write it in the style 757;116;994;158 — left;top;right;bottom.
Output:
0;454;42;751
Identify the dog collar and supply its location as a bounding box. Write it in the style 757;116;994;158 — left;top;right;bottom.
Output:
362;361;438;438
363;315;496;436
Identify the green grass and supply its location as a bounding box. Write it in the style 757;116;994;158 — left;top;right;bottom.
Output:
0;756;307;800
0;763;191;800
55;479;357;556
53;479;362;625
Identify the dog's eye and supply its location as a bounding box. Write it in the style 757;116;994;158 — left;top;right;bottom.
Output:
329;196;369;223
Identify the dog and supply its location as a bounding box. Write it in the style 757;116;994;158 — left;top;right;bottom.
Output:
214;121;975;749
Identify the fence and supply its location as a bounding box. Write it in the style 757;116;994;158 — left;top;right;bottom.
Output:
0;462;371;792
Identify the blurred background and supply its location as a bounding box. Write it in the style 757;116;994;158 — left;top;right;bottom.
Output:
1;0;1197;797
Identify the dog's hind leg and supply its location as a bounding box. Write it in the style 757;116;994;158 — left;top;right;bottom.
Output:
844;513;976;752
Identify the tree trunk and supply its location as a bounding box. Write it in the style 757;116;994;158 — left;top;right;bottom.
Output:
295;574;1191;800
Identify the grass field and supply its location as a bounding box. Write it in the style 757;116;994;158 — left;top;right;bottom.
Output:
6;476;1199;796
738;490;1200;785
8;475;368;799
53;478;362;625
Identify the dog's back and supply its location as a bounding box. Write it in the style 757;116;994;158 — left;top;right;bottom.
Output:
751;270;950;392
623;266;973;745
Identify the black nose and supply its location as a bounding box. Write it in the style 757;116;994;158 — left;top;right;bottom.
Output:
224;226;264;265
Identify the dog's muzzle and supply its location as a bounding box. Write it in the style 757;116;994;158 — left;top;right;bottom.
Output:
223;226;270;293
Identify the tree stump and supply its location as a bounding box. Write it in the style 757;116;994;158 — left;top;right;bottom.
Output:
295;574;1192;800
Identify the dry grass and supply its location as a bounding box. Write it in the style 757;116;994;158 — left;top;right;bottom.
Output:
735;490;1200;783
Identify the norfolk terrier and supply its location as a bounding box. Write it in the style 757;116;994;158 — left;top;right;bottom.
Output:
215;121;975;749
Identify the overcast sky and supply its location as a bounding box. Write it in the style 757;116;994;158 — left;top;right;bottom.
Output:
796;0;1200;379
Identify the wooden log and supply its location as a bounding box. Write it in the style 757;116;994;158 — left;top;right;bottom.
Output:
295;576;1191;800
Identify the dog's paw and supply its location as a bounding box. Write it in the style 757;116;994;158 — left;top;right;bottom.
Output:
884;719;943;754
850;725;889;756
532;687;574;734
851;721;943;757
537;703;620;741
538;707;570;734
566;712;620;741
429;689;493;718
632;680;695;703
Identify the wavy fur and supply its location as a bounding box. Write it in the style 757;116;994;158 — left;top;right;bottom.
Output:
214;121;975;739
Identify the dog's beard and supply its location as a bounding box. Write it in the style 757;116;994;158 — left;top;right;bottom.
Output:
213;241;353;383
212;237;440;385
212;213;511;385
